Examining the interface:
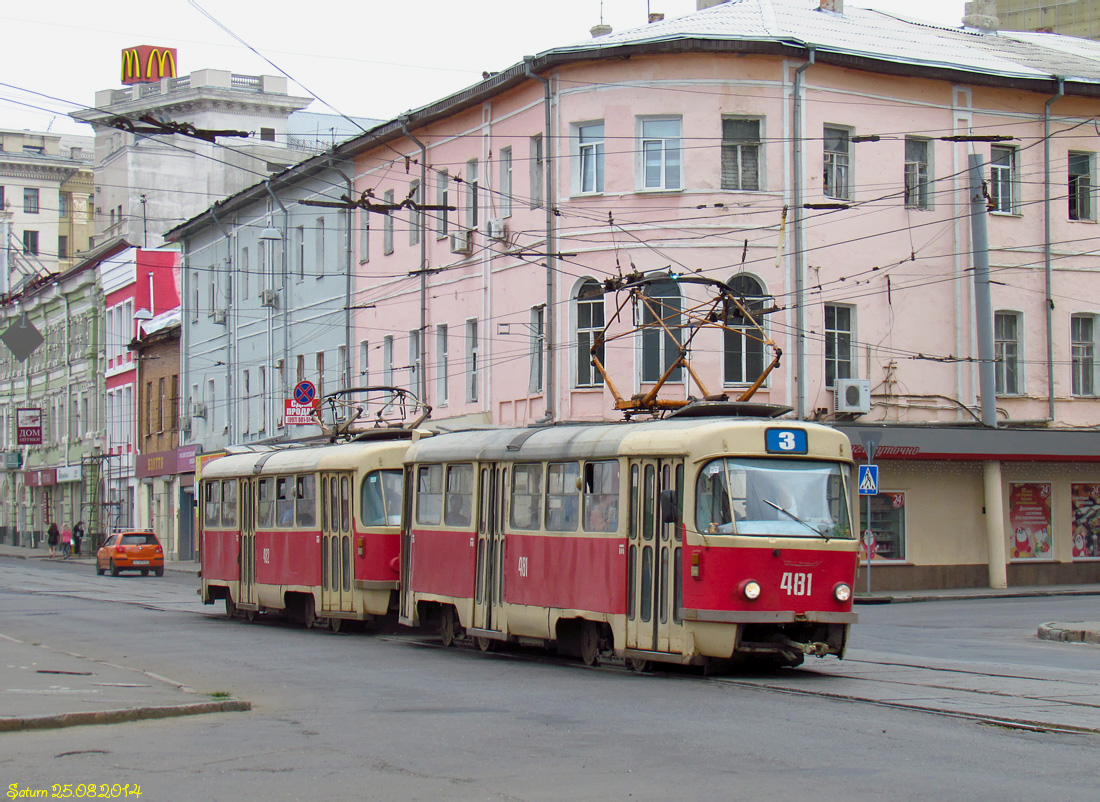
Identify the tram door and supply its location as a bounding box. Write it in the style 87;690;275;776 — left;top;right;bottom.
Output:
321;473;354;614
239;479;256;607
473;464;507;632
626;458;684;653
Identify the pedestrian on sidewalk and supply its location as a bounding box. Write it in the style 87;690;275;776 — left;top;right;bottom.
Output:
60;524;72;559
72;521;85;557
47;522;60;558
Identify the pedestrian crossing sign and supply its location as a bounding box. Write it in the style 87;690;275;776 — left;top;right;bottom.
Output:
858;465;879;496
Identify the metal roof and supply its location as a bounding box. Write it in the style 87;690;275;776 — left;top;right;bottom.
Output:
554;0;1100;84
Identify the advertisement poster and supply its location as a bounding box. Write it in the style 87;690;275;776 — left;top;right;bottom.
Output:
1008;483;1052;559
1071;484;1100;559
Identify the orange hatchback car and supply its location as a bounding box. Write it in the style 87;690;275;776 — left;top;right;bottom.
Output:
96;531;165;577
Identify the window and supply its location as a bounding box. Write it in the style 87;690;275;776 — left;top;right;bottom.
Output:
724;275;770;384
860;491;906;561
499;148;512;217
0;186;5;210
359;339;369;381
276;477;294;525
316;350;325;398
823;126;850;200
58;235;68;259
990;145;1016;213
546;462;580;532
641;280;682;382
466;318;479;402
904;137;931;209
358;208;370;263
258;478;274;527
1069;152;1093;221
409;179;421;246
260;127;275;142
240;246;249;300
721;118;760;191
408;329;420;394
203;481;221;528
295;475;316;528
437;324;449;405
510;463;543;530
465;159;479;230
583;460;619;533
257;368;265;432
23;187;39;214
58;191;69;217
576;280;605;387
640;118;682;190
577;122;605;194
383;189;394;254
436;169;449;239
530;135;544;208
22;230;38;255
529;306;544;394
824;304;853;388
315;217;325;276
416;465;443;525
383;336;394;387
444;464;474;527
361;469;402;526
1072;314;1095;396
994;311;1021;395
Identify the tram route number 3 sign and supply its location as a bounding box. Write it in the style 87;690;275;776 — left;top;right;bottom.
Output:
285;380;319;425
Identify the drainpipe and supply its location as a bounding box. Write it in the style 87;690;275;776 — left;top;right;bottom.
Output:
264;180;290;434
792;48;815;420
398;119;429;406
326;157;356;394
525;58;556;425
209;206;233;443
63;290;73;520
1043;77;1063;422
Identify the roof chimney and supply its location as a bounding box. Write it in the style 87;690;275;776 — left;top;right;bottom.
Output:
590;22;613;38
962;0;999;31
819;0;843;12
649;12;665;23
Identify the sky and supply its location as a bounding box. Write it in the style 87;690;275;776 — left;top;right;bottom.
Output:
0;0;967;138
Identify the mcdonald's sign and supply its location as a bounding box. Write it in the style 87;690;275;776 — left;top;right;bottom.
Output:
121;45;178;85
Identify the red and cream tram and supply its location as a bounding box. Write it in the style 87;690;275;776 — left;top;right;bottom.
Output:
199;432;412;629
400;412;858;669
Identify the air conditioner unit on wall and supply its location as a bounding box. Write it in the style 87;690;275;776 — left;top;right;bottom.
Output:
260;289;279;308
450;228;473;255
486;217;507;240
191;402;207;419
212;309;227;324
834;379;871;415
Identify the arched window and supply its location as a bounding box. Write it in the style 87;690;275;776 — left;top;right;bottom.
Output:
724;275;770;385
576;280;605;387
641;280;682;383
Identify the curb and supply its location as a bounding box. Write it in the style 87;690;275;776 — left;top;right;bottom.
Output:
0;699;251;733
1037;622;1100;645
857;589;1100;605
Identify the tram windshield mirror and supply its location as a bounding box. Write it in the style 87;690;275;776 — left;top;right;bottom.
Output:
696;458;853;539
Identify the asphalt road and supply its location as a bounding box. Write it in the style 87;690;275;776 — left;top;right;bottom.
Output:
3;556;1099;800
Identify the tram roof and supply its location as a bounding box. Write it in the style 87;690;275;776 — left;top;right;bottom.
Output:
408;417;852;464
199;439;411;478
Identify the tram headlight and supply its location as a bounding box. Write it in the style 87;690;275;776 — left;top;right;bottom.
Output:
833;583;852;603
740;580;762;601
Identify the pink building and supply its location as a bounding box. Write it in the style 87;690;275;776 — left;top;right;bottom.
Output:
339;0;1100;589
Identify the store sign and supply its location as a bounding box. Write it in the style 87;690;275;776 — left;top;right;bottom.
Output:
178;445;197;473
121;45;178;85
1071;484;1100;559
1008;483;1052;559
137;449;179;478
24;469;57;487
16;408;43;445
1;451;22;470
284;399;319;425
56;465;83;483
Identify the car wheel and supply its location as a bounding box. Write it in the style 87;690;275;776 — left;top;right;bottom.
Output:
109;559;119;577
140;568;149;576
95;562;104;576
153;567;164;577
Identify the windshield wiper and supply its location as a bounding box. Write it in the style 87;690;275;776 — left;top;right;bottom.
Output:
763;499;830;541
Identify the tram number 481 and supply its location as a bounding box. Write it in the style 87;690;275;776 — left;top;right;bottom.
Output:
518;556;529;578
780;571;812;596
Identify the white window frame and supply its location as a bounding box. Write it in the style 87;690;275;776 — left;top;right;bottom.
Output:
408;329;420;394
638;116;682;191
383;190;394;255
409;179;421;246
499;148;513;218
529;306;545;394
904;137;932;210
466;318;479;403
824;304;854;389
437;324;449;406
530;135;544;208
359;339;369;382
823;126;851;201
721;117;762;192
990;145;1017;214
994;310;1022;395
315;217;326;277
358;208;370;263
465;159;479;231
436;169;450;240
1068;151;1094;222
574;121;605;195
1071;313;1096;397
575;280;605;388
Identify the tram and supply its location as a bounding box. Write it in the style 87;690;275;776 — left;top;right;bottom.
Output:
198;431;414;630
400;408;858;669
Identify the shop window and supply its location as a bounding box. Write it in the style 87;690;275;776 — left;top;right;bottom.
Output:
1071;484;1100;559
860;491;906;561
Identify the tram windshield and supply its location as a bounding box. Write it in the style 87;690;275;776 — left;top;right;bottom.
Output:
695;458;853;539
361;469;403;526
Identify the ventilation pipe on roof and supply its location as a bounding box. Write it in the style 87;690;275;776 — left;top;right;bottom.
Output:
962;0;999;31
818;0;843;12
590;23;613;37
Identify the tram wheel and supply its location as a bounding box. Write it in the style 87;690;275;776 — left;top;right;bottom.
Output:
303;595;317;629
475;635;497;653
329;617;343;633
440;606;460;647
224;596;237;619
244;609;256;623
628;657;652;673
580;621;601;667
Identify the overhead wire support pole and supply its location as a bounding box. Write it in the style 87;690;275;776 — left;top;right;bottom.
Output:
792;48;815;420
400;117;429;407
967;153;998;428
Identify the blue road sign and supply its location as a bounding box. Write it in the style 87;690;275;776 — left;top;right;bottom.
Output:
858;464;879;496
293;380;317;406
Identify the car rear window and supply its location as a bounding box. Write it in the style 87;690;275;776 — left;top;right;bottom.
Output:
119;534;158;545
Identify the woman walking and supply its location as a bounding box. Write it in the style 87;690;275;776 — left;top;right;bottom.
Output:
61;524;73;559
47;522;60;559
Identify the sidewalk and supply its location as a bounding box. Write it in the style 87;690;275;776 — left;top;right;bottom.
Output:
0;541;199;575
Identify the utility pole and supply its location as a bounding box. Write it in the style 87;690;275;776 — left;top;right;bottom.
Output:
967;154;998;427
140;194;148;249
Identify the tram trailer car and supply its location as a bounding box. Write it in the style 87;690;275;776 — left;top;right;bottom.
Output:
199;435;410;630
400;416;858;669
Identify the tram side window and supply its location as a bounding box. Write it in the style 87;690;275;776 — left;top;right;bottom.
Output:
296;475;317;528
221;480;238;527
257;478;274;528
276;477;295;526
696;461;744;534
203;481;221;528
416;465;443;525
444;464;474;527
362;470;402;526
546;462;579;532
340;476;351;532
510;463;543;530
583;460;620;532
